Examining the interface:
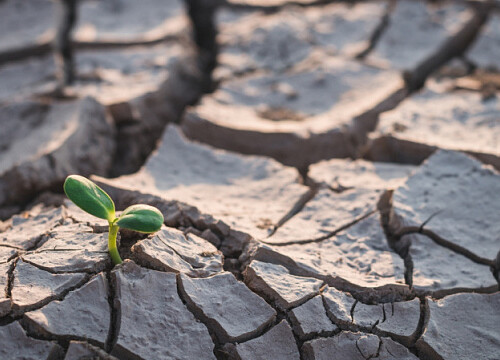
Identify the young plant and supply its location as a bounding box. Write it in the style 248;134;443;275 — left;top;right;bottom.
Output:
63;175;164;265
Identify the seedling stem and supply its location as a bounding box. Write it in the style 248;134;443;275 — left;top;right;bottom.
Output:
63;175;164;266
108;223;122;265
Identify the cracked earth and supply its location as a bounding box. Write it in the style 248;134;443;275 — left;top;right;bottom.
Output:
0;0;499;359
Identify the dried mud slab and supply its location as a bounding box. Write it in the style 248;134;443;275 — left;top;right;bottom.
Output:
389;150;500;263
0;247;16;263
0;98;115;214
24;273;110;346
323;287;420;345
132;226;223;277
322;287;356;327
0;207;65;249
63;200;108;229
367;90;500;169
0;40;202;176
75;0;187;45
289;295;338;340
309;159;415;191
252;214;407;299
227;0;317;6
0;321;63;360
112;261;215;360
0;56;56;103
267;187;379;244
65;341;118;360
179;272;276;343
11;259;87;314
243;260;323;310
0;0;54;59
224;320;300;360
73;43;193;107
182;57;401;169
353;299;420;346
303;332;418;360
404;233;497;295
0;0;187;63
265;159;415;244
466;15;500;70
95;125;308;241
215;2;386;79
366;0;470;70
22;223;110;273
0;261;11;316
416;292;500;360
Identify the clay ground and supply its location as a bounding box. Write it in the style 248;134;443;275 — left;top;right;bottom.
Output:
0;0;499;359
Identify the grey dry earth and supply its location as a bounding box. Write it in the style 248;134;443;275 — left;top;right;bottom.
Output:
0;0;500;359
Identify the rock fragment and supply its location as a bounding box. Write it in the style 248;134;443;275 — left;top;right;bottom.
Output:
0;98;115;212
179;272;276;343
244;260;323;309
390;150;500;262
0;321;63;360
289;295;338;340
111;261;215;360
0;207;65;249
366;0;470;69
24;273;110;346
416;292;500;360
367;90;500;169
11;260;87;314
224;320;300;360
182;58;401;169
95;125;308;240
132;226;223;277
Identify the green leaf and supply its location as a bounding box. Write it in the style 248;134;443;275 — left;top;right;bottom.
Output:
64;175;115;222
115;204;164;233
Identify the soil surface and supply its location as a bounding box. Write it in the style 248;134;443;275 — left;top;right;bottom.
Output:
0;0;499;359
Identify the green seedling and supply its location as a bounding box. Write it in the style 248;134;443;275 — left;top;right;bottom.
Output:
63;175;164;265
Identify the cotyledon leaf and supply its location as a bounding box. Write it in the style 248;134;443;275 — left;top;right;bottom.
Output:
115;204;164;233
64;175;115;221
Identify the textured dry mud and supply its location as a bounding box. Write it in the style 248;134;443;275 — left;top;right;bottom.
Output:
0;0;499;359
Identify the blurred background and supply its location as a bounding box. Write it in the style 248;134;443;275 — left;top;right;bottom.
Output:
0;0;499;218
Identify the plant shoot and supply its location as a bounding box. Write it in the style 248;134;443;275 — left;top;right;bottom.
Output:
63;175;164;265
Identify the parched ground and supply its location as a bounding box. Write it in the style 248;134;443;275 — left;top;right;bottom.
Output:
0;0;499;359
